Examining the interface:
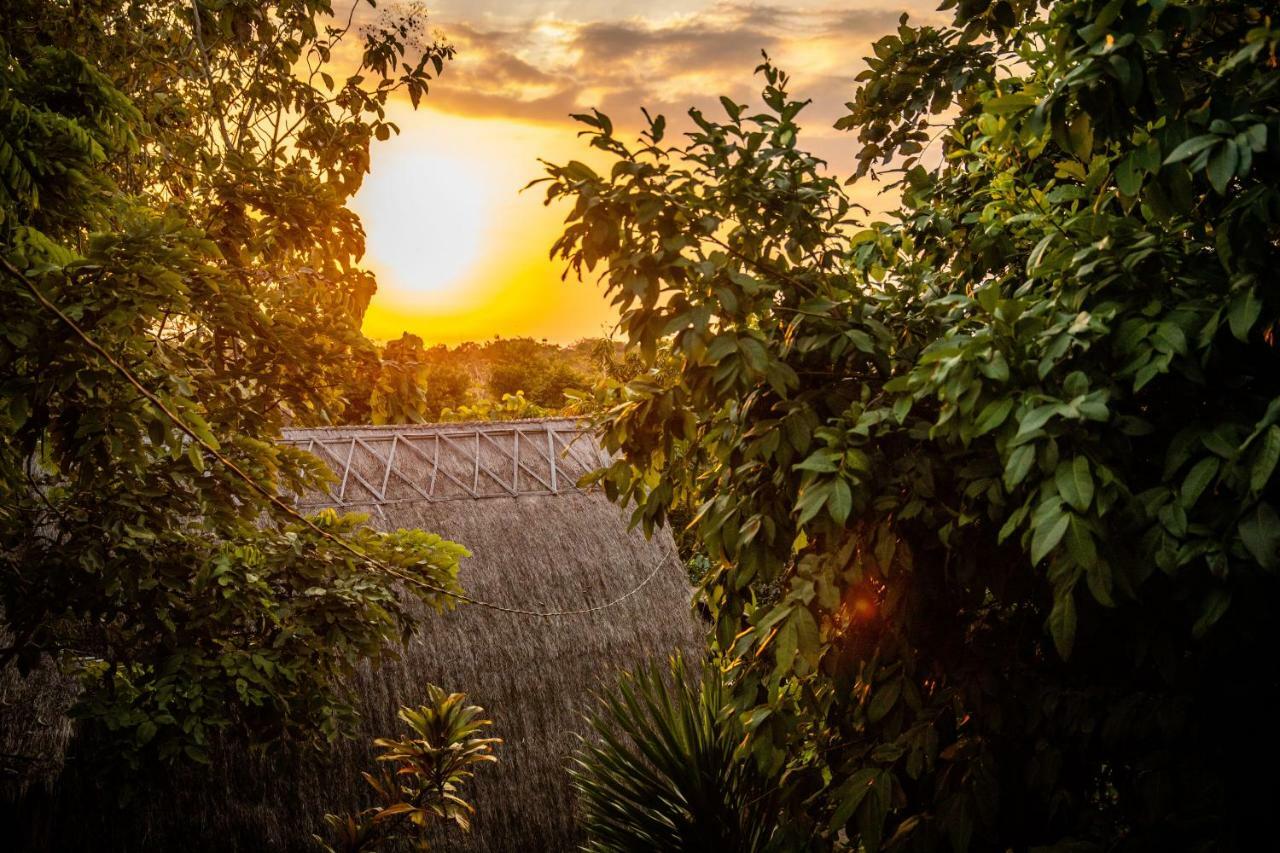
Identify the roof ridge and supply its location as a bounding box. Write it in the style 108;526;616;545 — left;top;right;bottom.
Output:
281;416;590;435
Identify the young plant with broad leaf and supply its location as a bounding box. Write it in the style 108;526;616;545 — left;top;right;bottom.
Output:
318;684;501;852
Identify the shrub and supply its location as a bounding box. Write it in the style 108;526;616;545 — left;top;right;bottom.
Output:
573;657;789;852
318;685;501;852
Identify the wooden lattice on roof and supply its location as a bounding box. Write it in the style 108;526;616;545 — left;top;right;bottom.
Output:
280;419;609;513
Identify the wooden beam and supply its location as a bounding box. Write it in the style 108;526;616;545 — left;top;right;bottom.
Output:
548;426;557;492
378;434;398;498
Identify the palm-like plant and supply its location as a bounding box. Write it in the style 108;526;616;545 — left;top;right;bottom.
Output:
573;656;786;852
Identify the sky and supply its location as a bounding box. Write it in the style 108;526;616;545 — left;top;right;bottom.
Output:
351;1;940;345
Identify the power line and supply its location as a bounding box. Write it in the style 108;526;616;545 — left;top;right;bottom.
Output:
3;256;673;618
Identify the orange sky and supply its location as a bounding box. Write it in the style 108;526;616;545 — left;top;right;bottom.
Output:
353;1;938;345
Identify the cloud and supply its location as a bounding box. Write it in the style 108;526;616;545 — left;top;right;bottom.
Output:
416;1;933;147
568;18;778;72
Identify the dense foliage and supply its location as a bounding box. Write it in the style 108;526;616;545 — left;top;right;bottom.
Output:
319;685;500;852
546;1;1280;849
0;0;467;776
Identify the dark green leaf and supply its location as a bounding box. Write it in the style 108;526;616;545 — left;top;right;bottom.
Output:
1239;503;1280;569
1252;426;1280;493
1056;456;1094;512
1048;585;1077;658
1031;506;1070;564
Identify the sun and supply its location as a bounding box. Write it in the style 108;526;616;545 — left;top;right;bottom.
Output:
352;142;491;301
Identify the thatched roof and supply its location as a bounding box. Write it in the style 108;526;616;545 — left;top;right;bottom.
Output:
2;418;705;851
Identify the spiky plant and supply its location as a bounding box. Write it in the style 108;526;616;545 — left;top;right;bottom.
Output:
572;656;789;852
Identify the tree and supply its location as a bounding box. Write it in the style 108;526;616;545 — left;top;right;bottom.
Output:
543;2;1280;849
344;334;478;424
369;333;432;425
486;356;542;400
420;361;472;418
483;338;588;407
1;0;466;776
534;360;589;408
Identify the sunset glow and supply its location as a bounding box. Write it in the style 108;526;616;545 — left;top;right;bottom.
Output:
354;148;490;300
352;1;939;346
355;104;619;345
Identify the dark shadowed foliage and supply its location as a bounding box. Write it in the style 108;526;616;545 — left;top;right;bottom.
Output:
541;2;1280;849
2;420;705;851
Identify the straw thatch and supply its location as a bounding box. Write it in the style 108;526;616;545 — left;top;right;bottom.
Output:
2;418;705;851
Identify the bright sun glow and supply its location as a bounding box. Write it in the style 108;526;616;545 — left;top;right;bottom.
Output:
352;146;491;300
355;106;624;346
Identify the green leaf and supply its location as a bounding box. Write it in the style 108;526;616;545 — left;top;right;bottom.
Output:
828;478;853;524
1238;502;1280;569
797;482;832;526
1252;426;1280;493
184;410;220;451
846;329;875;352
135;720;158;746
1004;444;1036;490
1056;457;1094;512
1163;134;1218;164
1048;585;1077;658
984;92;1037;115
1180;456;1220;508
974;398;1013;436
706;335;738;361
1065;515;1098;570
795;449;841;473
793;607;821;670
857;770;892;853
1228;288;1261;341
187;442;205;472
738;337;769;373
1067;112;1093;159
1115;152;1142;196
1031;505;1070;564
1085;561;1114;608
1015;404;1060;440
867;678;901;724
562;160;599;182
1192;589;1231;639
8;394;29;429
829;768;879;831
998;502;1030;543
772;617;798;675
1026;232;1056;273
1207;142;1239;194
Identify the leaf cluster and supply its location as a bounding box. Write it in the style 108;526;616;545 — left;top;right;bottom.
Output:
544;2;1280;849
1;0;465;778
318;684;501;852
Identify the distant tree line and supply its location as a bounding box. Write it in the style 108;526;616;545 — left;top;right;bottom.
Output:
341;333;631;425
